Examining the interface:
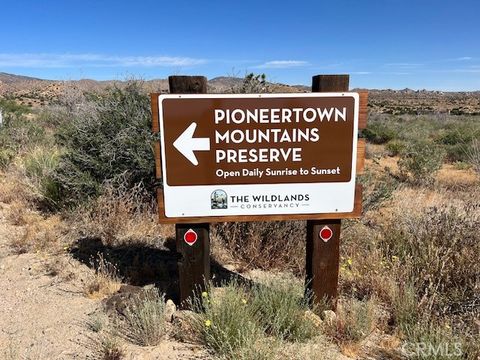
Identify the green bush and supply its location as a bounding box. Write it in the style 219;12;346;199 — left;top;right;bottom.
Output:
249;277;318;342
53;82;155;208
435;124;480;162
385;140;406;156
391;283;418;332
435;124;479;146
0;148;16;169
22;147;61;205
189;282;262;358
363;122;397;144
398;140;445;185
0;114;47;169
119;288;166;346
0;98;30;120
359;170;399;212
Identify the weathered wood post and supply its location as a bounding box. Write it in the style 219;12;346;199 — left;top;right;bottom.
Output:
306;74;349;310
152;76;211;307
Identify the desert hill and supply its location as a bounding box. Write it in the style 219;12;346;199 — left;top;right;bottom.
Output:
1;72;479;115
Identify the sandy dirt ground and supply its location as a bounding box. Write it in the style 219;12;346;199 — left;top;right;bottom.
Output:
0;205;211;359
0;202;354;360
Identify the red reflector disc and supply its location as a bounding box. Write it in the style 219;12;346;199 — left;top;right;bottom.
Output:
319;226;333;242
184;229;198;245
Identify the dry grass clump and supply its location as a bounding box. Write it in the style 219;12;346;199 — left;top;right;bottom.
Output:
0;170;34;205
74;183;172;247
5;199;41;226
339;222;397;302
84;254;122;298
341;185;479;358
9;210;65;254
400;319;476;360
325;297;377;346
212;221;305;274
436;164;478;190
91;333;125;360
379;189;479;314
116;288;167;346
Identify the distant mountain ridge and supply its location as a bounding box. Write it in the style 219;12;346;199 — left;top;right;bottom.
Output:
0;72;46;83
1;72;479;115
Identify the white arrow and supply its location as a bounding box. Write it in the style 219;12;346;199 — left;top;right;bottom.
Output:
173;122;210;166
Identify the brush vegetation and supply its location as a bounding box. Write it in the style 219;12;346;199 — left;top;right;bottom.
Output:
0;75;478;359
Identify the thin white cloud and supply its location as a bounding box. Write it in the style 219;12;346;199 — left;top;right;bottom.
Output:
384;63;423;68
255;60;309;69
0;53;207;68
456;56;473;61
352;71;371;75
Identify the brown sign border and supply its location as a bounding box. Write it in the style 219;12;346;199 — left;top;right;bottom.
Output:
151;91;368;224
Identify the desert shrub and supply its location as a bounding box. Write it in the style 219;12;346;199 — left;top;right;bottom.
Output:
359;170;399;212
363;121;397;144
74;181;168;246
379;200;479;316
189;282;262;358
118;288;166;346
434;122;480;163
212;221;305;274
249;276;318;341
390;282;418;332
385;139;406;156
91;333;125;360
37;105;71;130
0;113;47;168
53;81;155;208
0;98;30;120
444;143;468;162
22;146;61;205
325;297;376;344
435;123;479;147
400;320;474;360
231;73;270;94
398;140;445;185
465;139;480;174
0;148;15;168
87;313;106;333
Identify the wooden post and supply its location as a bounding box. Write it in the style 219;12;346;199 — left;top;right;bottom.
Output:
168;75;210;307
306;74;349;310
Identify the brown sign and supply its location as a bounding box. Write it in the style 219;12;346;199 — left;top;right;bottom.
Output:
156;93;360;220
162;95;355;185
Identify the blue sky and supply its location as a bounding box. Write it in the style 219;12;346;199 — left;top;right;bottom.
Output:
1;0;479;90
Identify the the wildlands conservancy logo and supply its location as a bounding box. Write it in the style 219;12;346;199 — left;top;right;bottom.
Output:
229;193;310;210
211;190;228;209
211;190;310;210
